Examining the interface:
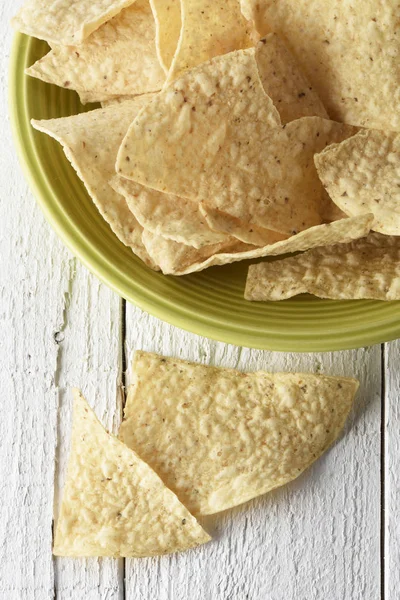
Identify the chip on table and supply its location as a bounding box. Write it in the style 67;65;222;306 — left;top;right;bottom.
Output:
119;352;359;516
54;389;210;557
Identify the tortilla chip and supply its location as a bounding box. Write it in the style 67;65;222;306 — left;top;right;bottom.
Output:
315;129;400;236
141;229;249;272
245;232;400;301
116;48;288;242
31;99;158;269
120;352;358;515
12;0;136;45
241;0;400;131
54;389;210;557
256;34;328;124
26;0;165;101
150;214;373;275
116;47;282;192
150;0;182;74
199;205;289;246
166;0;254;83
111;175;230;248
199;116;358;242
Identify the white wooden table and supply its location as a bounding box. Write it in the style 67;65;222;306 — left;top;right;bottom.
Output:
1;2;399;598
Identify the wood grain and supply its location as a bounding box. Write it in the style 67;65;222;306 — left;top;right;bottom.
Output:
385;339;399;599
124;305;382;600
1;46;66;600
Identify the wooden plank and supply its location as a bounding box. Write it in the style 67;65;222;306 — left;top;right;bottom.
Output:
125;304;382;600
0;99;66;600
0;6;68;594
53;267;124;600
385;340;399;599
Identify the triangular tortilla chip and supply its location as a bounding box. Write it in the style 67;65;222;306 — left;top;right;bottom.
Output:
116;48;356;243
315;129;400;236
256;34;328;123
12;0;137;45
26;0;165;101
245;232;400;301
166;0;254;83
54;390;210;557
120;352;359;515
140;214;373;276
111;175;231;248
240;0;400;131
31;99;158;269
150;0;182;74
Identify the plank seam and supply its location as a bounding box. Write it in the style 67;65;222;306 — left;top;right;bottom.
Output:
381;343;386;600
121;298;127;600
52;258;76;600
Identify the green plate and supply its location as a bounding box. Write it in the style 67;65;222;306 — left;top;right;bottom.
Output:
9;33;400;352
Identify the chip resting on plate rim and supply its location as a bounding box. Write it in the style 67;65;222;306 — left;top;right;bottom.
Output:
245;232;400;301
144;214;373;275
25;0;165;102
31;99;159;270
12;0;138;45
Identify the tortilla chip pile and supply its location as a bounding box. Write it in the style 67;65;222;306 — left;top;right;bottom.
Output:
55;352;358;557
13;0;400;300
